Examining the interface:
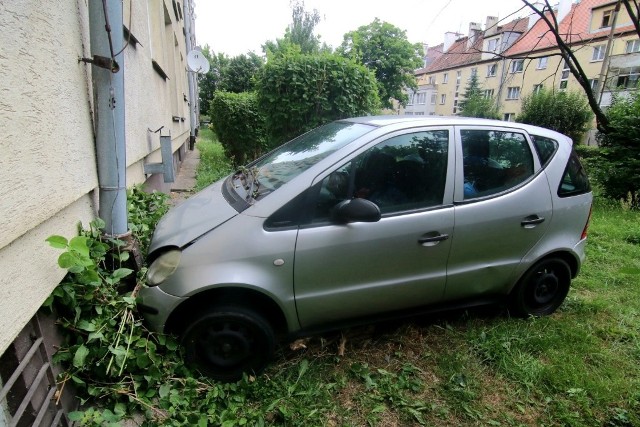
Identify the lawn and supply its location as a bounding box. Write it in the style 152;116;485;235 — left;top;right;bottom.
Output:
188;132;640;425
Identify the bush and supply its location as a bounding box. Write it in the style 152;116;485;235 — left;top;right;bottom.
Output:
596;90;640;208
256;52;380;144
209;91;267;165
517;89;593;143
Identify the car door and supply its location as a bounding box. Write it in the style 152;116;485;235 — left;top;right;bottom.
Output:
293;128;455;328
444;126;552;301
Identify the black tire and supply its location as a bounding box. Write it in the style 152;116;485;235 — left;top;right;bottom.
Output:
181;306;275;381
509;258;572;317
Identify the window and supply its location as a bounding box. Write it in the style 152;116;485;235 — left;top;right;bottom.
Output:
471;68;478;77
615;66;640;89
407;91;414;105
558;149;591;197
560;61;570;89
443;73;449;83
592;45;605;61
430;94;437;104
530;135;558;167
588;78;599;91
428;76;436;85
626;39;640;53
601;9;613;28
440;94;446;104
453;99;458;114
417;93;426;104
533;84;543;93
456;71;462;84
506;87;521;99
483;89;495;98
461;129;534;199
510;59;524;73
487;63;497;77
487;38;498;52
503;113;515;122
537;57;548;69
312;130;450;218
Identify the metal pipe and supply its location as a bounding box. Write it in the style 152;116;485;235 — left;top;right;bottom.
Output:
183;0;198;149
89;0;128;235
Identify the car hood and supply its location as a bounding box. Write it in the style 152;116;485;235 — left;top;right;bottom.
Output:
148;180;237;253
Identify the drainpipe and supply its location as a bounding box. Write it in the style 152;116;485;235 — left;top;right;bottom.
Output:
183;0;198;149
88;0;128;236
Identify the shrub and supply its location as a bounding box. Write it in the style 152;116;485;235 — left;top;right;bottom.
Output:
517;89;593;143
209;91;267;165
596;90;640;208
256;52;380;144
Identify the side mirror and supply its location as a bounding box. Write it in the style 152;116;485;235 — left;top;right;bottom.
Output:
331;198;381;224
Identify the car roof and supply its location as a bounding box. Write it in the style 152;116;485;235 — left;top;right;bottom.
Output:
340;115;572;143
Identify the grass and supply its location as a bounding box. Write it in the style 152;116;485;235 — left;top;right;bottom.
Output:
188;144;640;426
194;127;234;191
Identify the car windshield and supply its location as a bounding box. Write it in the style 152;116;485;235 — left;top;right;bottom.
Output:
243;121;375;200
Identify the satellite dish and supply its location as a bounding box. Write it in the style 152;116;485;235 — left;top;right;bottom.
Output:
187;49;210;74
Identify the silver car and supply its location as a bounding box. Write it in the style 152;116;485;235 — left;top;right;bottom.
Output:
139;116;592;381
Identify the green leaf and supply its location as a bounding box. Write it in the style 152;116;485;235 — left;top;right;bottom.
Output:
68;411;85;422
112;268;134;281
159;383;171;398
77;320;96;332
46;235;68;249
58;252;77;269
69;236;90;257
73;345;90;368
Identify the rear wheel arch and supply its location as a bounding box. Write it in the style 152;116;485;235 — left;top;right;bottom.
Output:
165;287;289;337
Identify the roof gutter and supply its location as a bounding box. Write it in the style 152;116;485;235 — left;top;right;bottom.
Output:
183;0;198;149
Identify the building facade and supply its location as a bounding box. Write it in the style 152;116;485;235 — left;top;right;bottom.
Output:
0;1;201;424
408;0;639;143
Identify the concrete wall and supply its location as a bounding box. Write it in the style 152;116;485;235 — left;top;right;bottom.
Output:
0;0;195;355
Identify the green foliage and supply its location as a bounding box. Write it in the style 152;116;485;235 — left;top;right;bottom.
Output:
195;127;234;190
209;91;267;165
198;46;230;116
338;18;423;109
596;89;640;209
127;186;169;255
256;52;380;143
517;88;593;143
458;74;500;119
263;0;325;57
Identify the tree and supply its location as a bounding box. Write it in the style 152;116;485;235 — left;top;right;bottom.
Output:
338;19;423;109
596;89;640;208
198;46;229;116
256;52;380;143
459;74;500;119
263;0;325;57
223;53;264;93
517;88;593;143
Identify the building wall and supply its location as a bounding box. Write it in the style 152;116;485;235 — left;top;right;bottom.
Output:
0;0;195;355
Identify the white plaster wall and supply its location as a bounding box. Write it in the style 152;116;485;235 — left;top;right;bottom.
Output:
0;1;97;249
0;195;96;353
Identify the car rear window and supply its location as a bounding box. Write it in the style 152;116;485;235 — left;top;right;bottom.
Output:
530;134;558;167
558;149;591;197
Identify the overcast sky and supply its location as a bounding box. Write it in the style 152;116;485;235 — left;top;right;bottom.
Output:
193;0;531;57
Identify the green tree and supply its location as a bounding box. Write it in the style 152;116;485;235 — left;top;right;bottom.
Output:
458;73;500;119
209;91;267;165
198;46;229;116
256;52;380;143
263;0;325;57
338;19;423;109
516;88;593;143
596;89;640;208
223;53;264;93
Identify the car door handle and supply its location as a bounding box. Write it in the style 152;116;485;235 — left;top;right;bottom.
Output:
521;215;545;228
418;233;449;247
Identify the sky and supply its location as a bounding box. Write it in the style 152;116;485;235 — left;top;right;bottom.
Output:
193;0;531;57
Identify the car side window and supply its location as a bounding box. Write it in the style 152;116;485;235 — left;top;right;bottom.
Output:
530;134;558;167
558;149;591;197
461;129;534;199
311;130;449;221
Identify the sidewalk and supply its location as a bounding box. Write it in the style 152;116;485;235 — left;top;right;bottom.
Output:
169;145;200;205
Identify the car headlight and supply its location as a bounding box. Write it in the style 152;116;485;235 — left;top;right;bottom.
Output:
147;249;182;286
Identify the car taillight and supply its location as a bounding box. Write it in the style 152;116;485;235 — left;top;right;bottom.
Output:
581;205;592;240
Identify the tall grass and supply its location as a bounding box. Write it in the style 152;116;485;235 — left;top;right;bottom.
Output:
194;127;234;191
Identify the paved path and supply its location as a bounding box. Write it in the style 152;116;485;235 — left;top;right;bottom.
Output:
169;146;200;205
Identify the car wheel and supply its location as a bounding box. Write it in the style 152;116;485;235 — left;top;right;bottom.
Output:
509;258;571;317
181;306;275;381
